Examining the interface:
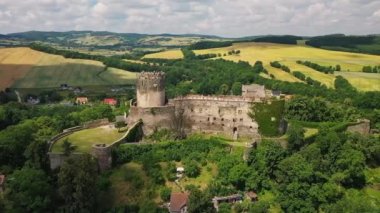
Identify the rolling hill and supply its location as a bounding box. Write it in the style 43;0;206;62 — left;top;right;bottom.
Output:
0;47;136;90
144;42;380;91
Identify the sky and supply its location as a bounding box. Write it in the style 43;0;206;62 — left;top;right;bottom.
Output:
0;0;379;37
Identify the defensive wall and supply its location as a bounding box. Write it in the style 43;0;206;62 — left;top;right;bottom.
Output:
47;119;142;172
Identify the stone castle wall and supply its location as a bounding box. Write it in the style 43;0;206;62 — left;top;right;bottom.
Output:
171;95;260;138
127;105;176;136
137;71;166;107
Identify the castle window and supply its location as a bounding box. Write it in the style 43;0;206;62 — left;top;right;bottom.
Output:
233;118;236;122
240;118;243;122
191;108;194;112
213;117;216;121
207;117;210;121
250;126;252;129
221;118;224;121
222;124;225;126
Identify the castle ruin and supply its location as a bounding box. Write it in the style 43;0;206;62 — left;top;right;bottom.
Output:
127;71;270;139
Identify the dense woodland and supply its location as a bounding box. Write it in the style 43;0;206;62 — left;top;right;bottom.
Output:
306;34;380;55
0;43;380;212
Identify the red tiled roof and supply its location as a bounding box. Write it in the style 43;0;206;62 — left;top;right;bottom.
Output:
104;98;117;105
170;192;188;212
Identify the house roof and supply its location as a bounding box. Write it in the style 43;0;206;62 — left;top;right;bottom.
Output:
170;192;188;212
242;84;265;92
104;98;117;104
0;175;5;185
246;191;258;199
76;97;88;101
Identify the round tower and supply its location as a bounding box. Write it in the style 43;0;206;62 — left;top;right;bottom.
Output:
136;71;166;108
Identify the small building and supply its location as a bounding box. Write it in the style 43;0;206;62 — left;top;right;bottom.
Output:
26;96;40;105
169;192;189;213
74;87;83;94
176;167;185;178
242;84;266;99
246;191;258;202
0;174;5;193
60;83;69;90
76;97;88;105
212;194;243;211
104;98;118;106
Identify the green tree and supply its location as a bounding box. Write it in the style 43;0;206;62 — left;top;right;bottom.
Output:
4;167;52;212
58;154;98;213
219;84;230;95
231;82;242;95
160;187;172;202
287;124;305;152
188;188;214;213
62;139;76;156
185;160;201;178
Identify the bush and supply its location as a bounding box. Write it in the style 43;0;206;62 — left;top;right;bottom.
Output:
160;187;172;202
184;160;201;178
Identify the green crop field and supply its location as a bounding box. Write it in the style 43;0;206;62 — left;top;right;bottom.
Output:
52;125;126;153
145;42;380;91
0;47;137;90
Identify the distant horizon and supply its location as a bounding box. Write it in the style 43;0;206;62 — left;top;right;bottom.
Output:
2;30;380;39
0;1;379;37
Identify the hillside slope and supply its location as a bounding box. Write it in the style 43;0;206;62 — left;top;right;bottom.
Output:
0;47;136;89
145;42;380;91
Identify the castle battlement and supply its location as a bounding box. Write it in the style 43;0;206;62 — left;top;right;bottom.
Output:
138;71;166;80
172;94;261;103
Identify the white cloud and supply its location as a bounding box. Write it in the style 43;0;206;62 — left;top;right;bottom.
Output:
0;0;379;36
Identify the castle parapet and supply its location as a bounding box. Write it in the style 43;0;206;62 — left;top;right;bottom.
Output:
172;94;261;103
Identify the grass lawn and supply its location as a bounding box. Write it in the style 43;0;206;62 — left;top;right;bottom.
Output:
304;128;319;138
52;125;126;153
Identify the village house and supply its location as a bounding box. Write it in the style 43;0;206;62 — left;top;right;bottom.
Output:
103;98;118;106
212;194;243;211
76;97;88;105
169;192;189;213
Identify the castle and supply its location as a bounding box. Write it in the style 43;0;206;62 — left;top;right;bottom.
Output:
127;71;270;139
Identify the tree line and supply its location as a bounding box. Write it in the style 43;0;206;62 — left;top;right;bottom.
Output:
297;60;338;74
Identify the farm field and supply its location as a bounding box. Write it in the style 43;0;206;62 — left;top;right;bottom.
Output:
334;71;380;91
51;125;126;153
143;49;183;59
145;42;380;91
0;47;137;89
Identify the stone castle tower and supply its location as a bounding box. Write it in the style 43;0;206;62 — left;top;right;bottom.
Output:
136;71;166;108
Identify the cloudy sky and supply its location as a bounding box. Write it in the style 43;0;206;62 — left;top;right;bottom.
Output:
0;0;379;37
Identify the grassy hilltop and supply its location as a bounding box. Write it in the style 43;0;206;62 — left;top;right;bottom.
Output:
144;42;380;91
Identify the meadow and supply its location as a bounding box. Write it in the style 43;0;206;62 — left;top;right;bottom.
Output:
0;47;137;89
144;42;380;91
